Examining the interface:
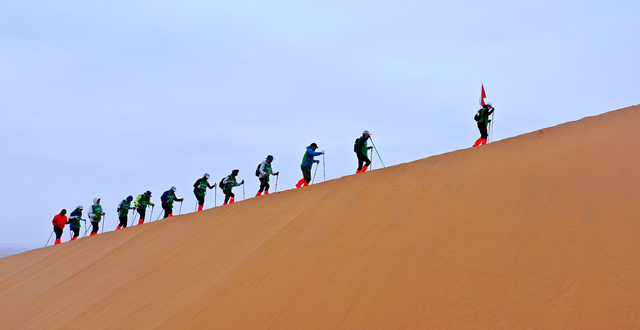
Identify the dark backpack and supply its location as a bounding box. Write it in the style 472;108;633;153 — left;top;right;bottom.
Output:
354;138;360;153
219;177;226;190
474;110;481;122
255;164;261;177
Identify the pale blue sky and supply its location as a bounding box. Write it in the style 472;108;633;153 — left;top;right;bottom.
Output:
1;0;638;248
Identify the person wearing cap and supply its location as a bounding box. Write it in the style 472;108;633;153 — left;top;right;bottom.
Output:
68;206;85;241
117;195;134;229
88;198;105;236
221;170;244;205
193;173;216;211
256;155;279;197
161;186;184;218
473;102;495;147
355;130;372;173
51;209;68;245
135;190;155;225
296;143;324;188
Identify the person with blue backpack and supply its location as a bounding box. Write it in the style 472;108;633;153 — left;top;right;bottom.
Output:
68;206;85;241
354;130;372;173
296;143;324;188
161;186;184;218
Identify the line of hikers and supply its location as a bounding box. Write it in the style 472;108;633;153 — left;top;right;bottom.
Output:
49;105;496;245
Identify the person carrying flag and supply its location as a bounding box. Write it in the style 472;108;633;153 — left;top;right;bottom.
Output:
473;102;495;147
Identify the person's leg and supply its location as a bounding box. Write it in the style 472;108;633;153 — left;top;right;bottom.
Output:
54;227;63;244
71;228;79;240
257;178;267;195
196;195;205;211
90;221;99;235
224;191;231;204
301;166;311;186
162;204;172;218
137;207;146;225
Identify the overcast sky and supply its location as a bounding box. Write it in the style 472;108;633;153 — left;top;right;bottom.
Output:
1;0;638;249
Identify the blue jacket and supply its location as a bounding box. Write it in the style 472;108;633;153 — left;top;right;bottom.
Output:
301;146;323;168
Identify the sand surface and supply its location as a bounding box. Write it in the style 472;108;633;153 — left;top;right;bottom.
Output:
1;105;640;329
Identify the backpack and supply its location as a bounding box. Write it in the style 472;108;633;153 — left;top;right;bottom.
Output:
354;138;360;153
219;177;226;190
255;163;261;177
474;110;481;122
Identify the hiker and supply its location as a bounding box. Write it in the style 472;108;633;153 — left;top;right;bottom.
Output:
51;209;68;245
473;102;495;147
220;170;244;204
193;173;216;211
117;196;134;229
88;198;105;236
68;206;84;241
161;186;183;218
296;143;324;188
256;155;279;196
355;130;372;173
134;190;154;225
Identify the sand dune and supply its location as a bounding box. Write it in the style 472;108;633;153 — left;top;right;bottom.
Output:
1;105;640;329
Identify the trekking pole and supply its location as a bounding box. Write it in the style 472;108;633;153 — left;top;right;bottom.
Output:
369;138;386;168
368;146;374;170
323;154;326;182
194;201;197;212
82;220;90;237
179;201;183;215
490;112;495;143
130;208;136;227
149;205;154;223
101;214;105;234
45;230;54;247
214;188;217;207
312;162;319;184
275;175;279;192
243;184;245;200
156;207;162;220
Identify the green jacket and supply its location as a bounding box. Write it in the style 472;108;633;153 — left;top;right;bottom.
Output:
90;204;103;222
475;105;494;126
258;161;274;182
194;177;214;197
222;175;239;191
118;200;132;217
135;194;154;208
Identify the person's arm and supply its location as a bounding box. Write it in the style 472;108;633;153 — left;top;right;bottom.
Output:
259;162;268;177
134;195;142;208
193;179;201;188
161;192;168;203
208;182;216;189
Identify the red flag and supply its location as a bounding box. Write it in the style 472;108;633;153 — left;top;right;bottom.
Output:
480;83;486;106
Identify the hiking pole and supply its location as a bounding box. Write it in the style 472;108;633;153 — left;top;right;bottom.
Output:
243;184;245;200
312;161;319;184
194;201;197;212
82;220;90;237
149;205;154;223
490;112;495;143
130;208;136;227
179;201;183;215
101;214;106;234
275;175;279;192
368;146;374;170
214;188;217;207
369;138;386;168
156;207;162;220
323;154;326;182
45;230;54;247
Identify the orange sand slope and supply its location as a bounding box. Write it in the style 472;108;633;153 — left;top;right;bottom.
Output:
2;105;640;329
